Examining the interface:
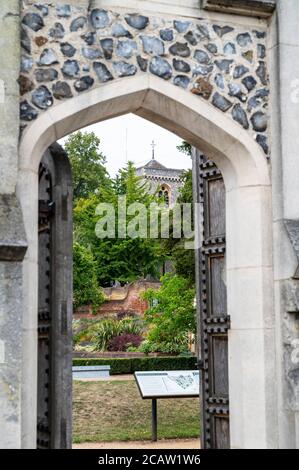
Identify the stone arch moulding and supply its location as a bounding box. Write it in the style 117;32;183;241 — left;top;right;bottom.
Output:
18;75;276;449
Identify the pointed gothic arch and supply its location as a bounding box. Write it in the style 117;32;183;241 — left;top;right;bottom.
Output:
18;75;275;449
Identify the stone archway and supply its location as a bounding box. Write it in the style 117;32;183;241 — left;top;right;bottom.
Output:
18;74;274;449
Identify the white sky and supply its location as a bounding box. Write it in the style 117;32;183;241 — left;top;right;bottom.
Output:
59;113;192;177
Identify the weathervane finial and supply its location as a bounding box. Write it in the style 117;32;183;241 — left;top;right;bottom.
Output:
151;140;156;160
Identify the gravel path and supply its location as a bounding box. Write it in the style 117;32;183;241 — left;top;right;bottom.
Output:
73;439;200;449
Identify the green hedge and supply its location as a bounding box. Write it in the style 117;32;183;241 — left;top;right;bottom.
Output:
73;356;197;375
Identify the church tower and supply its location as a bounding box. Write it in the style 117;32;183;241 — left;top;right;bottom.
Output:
135;141;184;207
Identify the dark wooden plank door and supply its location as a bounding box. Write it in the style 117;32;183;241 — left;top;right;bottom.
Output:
193;150;230;449
37;162;54;449
37;144;73;449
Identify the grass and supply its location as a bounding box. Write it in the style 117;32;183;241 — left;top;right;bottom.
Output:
73;380;200;443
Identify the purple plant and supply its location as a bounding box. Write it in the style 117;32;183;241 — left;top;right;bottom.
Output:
107;333;143;352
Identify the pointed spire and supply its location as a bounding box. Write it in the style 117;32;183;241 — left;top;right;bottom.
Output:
151;139;156;160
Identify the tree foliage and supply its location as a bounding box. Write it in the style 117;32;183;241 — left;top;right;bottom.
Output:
162;166;195;283
65;131;110;200
141;274;196;354
73;242;105;312
73;160;166;286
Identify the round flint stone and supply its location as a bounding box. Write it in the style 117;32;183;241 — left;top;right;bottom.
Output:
21;27;31;54
169;42;190;58
173;59;190;73
257;44;266;59
137;56;148;72
214;73;224;90
254;30;266;39
52;81;73;100
22;13;44;32
160;29;173;42
62;60;80;78
232;104;249;129
228;83;246;102
194;49;210;65
82;47;103;60
125;14;149;30
49;22;65;39
215;59;233;74
19;75;34;95
233;65;249;79
237;33;252;47
81;32;95;45
74;76;94;92
32;85;53;109
223;42;236;55
90;9;110;29
250;111;267;132
213;25;234;37
242;75;257;92
174;20;190;33
20;100;38;121
101;38;114;60
93;62;113;82
116;40;137;59
174;75;190;89
191;77;213;99
193;64;213;76
141;36;164;56
256;61;267;85
112;23;132;38
38;48;58;66
150;56;172;80
197;24;210;39
35;68;58;82
56;5;71;17
205;43;217;54
21;55;33;73
184;31;197;46
212;92;233;112
34;4;49;17
60;42;76;57
256;134;268;154
70;17;87;32
113;61;137;77
247;96;259;112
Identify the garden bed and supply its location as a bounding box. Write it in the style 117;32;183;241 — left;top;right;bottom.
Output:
73;351;174;358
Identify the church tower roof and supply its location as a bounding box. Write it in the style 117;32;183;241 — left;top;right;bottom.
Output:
143;158;167;170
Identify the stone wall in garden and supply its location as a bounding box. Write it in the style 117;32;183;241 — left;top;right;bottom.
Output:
20;1;269;155
74;280;161;318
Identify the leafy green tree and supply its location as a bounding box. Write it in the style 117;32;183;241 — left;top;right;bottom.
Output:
64;131;110;200
162;167;195;283
176;141;192;157
73;242;105;312
141;274;196;354
73;161;166;286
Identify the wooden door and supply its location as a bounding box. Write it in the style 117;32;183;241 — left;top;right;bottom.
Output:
193;149;230;449
37;144;73;449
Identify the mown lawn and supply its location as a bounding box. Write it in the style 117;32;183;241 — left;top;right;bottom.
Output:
73;380;200;443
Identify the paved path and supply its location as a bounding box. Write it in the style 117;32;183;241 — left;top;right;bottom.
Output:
73;374;134;382
73;439;200;449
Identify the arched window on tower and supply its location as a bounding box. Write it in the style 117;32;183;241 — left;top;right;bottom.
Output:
158;184;170;207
